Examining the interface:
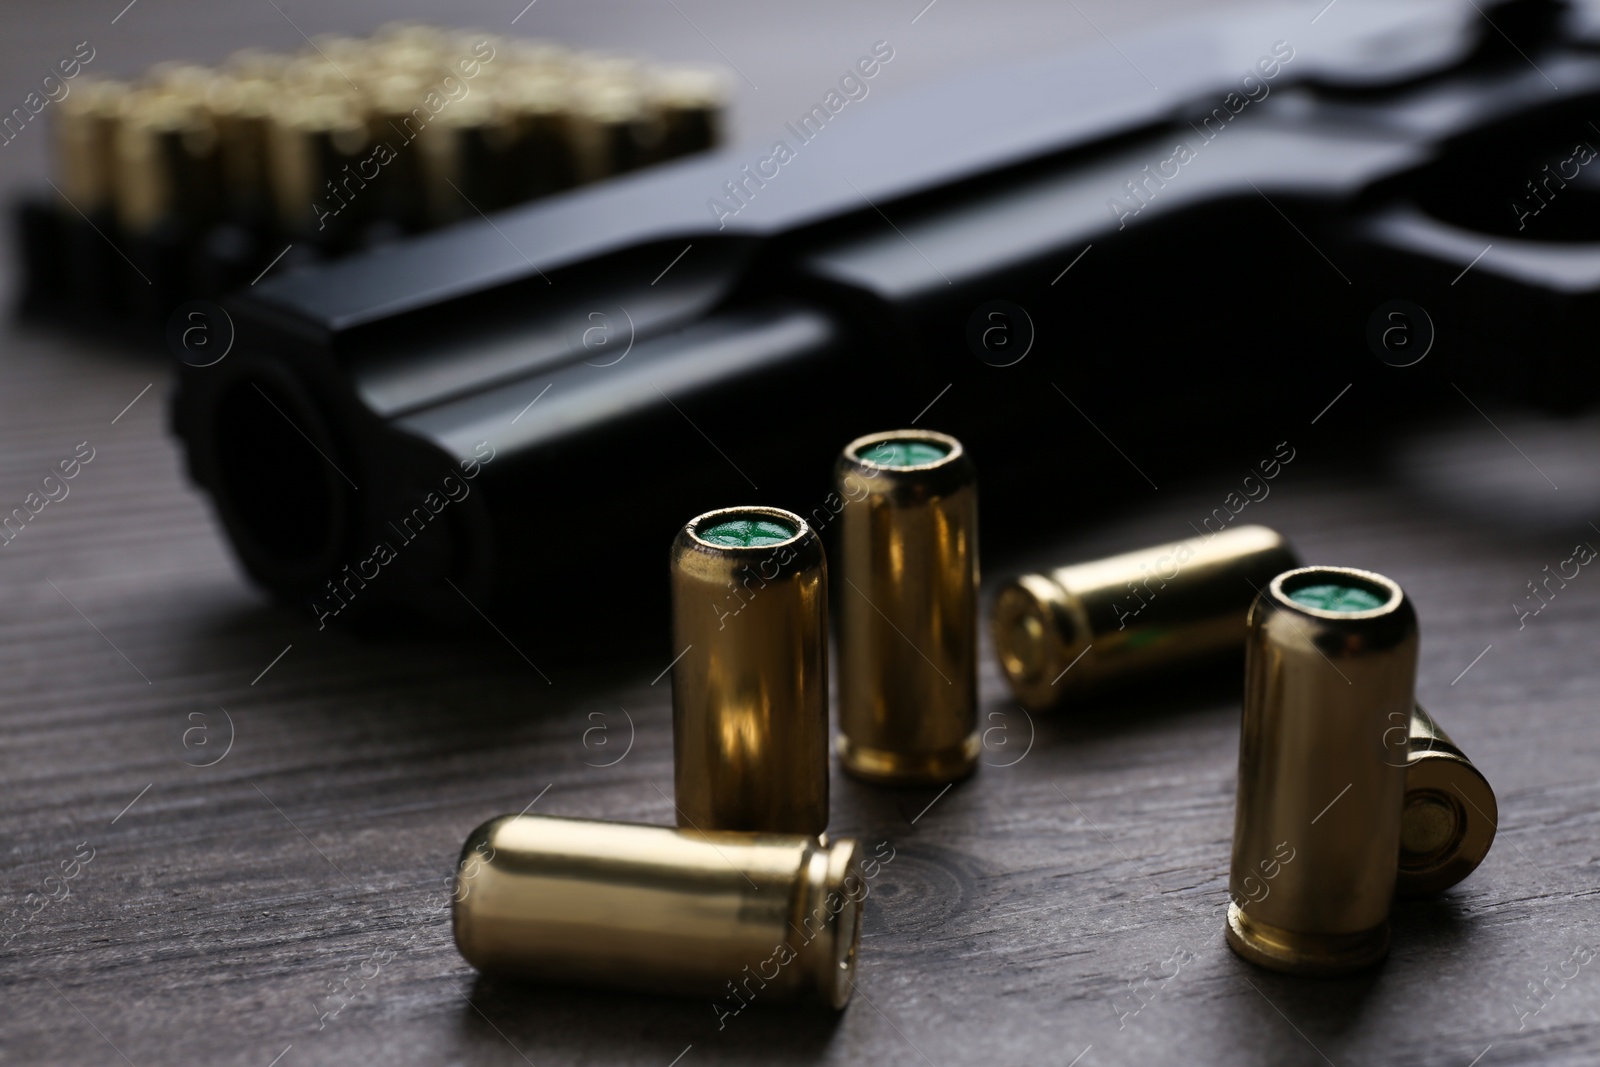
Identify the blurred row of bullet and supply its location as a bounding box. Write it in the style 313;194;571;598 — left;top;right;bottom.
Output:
20;23;725;327
59;23;724;238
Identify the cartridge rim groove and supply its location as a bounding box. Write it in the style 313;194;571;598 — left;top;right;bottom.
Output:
1397;750;1497;896
835;732;982;786
991;575;1086;705
1225;902;1389;976
452;815;864;1005
790;836;865;1008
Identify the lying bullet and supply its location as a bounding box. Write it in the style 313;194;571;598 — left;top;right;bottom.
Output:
992;524;1300;711
453;813;864;1006
1398;704;1497;896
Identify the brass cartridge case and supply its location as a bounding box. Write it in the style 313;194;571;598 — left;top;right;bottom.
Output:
364;72;436;231
113;89;220;235
671;506;829;835
834;430;979;785
500;70;576;197
1398;704;1497;896
1227;566;1417;975
993;524;1300;711
452;814;863;1006
414;94;511;224
53;80;131;311
53;80;126;217
266;93;369;241
205;73;277;224
569;75;659;179
650;66;723;160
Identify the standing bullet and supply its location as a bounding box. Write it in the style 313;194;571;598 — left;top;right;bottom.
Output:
671;506;829;834
1227;566;1416;975
835;429;979;785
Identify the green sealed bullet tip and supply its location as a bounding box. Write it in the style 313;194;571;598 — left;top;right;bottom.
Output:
698;517;798;547
855;439;951;468
1288;583;1387;612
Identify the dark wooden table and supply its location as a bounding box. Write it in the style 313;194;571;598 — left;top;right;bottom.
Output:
4;3;1599;1066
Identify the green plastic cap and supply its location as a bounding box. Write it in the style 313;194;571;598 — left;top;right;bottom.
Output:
1288;583;1387;612
857;438;951;468
698;517;798;548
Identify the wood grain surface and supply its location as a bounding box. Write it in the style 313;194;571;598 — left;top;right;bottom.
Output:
3;3;1599;1066
5;315;1599;1067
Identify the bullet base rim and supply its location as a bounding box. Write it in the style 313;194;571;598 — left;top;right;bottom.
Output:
836;732;980;786
1225;902;1389;976
1396;751;1497;896
992;577;1082;712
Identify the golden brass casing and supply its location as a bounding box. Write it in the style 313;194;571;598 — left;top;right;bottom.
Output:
414;94;510;224
54;80;126;216
266;93;369;237
992;524;1300;711
1227;566;1417;975
1399;704;1497;896
569;76;657;179
113;89;220;234
650;66;723;160
671;506;829;835
500;70;576;197
834;429;979;785
452;814;864;1007
205;73;276;223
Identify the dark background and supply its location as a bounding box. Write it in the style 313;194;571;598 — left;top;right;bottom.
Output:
2;2;1598;1066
